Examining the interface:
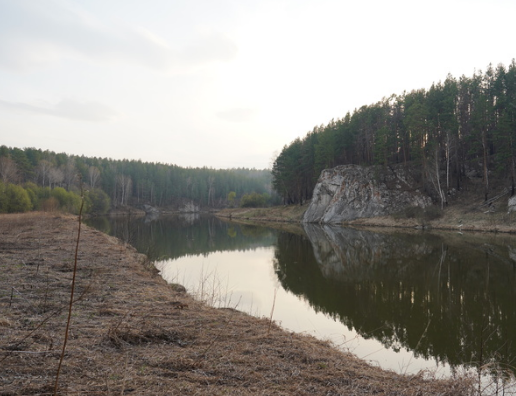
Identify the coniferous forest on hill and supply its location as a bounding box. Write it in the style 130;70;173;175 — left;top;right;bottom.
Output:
272;61;516;205
0;145;273;214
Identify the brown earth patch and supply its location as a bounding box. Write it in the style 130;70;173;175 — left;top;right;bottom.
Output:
0;212;475;395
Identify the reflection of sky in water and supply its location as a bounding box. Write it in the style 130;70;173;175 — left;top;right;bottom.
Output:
156;248;452;377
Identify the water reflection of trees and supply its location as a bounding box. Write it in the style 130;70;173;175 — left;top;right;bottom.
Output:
85;215;276;262
273;226;516;374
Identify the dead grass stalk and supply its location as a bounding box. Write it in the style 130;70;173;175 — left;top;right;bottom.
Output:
53;192;85;395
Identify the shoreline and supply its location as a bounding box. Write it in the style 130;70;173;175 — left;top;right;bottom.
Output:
0;212;475;395
215;202;516;235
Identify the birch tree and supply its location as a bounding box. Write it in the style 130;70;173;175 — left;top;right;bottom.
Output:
88;166;101;189
62;157;77;190
116;174;132;206
49;167;64;188
0;157;19;184
36;160;53;187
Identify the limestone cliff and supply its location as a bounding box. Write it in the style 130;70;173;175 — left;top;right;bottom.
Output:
303;164;431;224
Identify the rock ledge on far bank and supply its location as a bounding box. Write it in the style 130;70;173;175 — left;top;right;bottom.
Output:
303;164;431;224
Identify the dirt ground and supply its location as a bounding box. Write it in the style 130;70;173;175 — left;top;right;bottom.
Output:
0;212;476;395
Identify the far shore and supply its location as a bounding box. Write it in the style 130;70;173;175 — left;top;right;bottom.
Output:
103;198;516;235
215;200;516;234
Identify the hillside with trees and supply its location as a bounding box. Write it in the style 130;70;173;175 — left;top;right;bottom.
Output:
272;61;516;207
0;146;273;214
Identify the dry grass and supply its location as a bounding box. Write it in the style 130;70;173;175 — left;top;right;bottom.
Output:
218;205;308;223
0;212;477;395
350;196;516;233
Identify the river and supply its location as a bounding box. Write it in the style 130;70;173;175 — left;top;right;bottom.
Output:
86;213;516;381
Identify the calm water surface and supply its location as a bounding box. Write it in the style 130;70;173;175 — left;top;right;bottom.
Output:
86;214;516;379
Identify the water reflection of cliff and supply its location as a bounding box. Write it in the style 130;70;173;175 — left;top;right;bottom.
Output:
304;224;437;281
274;225;516;373
85;215;276;262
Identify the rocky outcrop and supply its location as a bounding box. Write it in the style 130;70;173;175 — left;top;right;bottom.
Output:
303;164;431;224
180;200;200;213
143;204;160;215
508;195;516;213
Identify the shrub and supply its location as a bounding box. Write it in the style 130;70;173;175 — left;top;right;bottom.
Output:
23;182;39;208
50;187;82;214
84;188;110;214
240;192;270;208
4;183;32;213
33;186;52;210
0;182;7;213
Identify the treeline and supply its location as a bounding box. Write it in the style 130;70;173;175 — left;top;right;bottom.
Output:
272;61;516;206
0;145;274;214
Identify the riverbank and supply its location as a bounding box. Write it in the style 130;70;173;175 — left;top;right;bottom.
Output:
217;195;516;234
0;212;476;395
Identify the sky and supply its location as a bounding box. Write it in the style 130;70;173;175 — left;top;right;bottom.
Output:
0;0;515;170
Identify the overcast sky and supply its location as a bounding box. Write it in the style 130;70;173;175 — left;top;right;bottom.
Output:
1;0;514;169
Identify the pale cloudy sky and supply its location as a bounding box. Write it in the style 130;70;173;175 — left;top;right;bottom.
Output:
0;0;514;169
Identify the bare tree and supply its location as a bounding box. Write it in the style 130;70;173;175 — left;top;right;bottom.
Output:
116;174;132;206
62;157;77;190
49;167;64;188
88;166;101;189
36;160;53;187
207;176;215;206
0;157;19;183
426;146;446;209
444;129;451;193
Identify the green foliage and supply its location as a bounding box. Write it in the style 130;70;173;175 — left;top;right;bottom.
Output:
0;182;32;213
23;182;38;207
272;138;313;204
272;60;516;203
227;191;236;207
7;183;81;214
7;184;32;213
240;192;270;208
34;187;52;209
51;187;82;214
22;183;82;213
10;148;33;180
0;182;7;212
84;188;110;214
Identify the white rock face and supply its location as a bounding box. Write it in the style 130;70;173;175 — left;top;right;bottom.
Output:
508;196;516;213
181;201;200;213
303;164;431;224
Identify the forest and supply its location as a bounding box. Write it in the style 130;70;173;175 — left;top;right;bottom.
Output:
4;61;516;215
0;146;273;214
272;61;516;206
